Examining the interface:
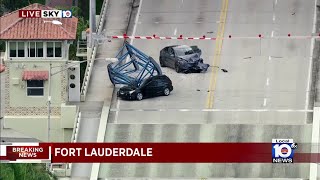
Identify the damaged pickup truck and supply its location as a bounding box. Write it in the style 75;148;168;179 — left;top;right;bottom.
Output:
159;45;209;73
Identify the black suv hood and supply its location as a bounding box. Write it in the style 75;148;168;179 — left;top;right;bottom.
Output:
178;53;202;63
178;53;200;59
120;86;137;92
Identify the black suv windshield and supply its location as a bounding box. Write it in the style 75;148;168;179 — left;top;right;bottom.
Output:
173;46;194;56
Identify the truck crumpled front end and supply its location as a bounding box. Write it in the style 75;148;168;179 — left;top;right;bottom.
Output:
178;53;210;73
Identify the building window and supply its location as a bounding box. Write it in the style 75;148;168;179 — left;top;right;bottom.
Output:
9;42;25;57
27;80;44;96
37;42;44;57
18;42;24;57
47;42;62;58
28;42;36;57
28;42;43;57
55;42;62;57
47;42;54;57
9;42;16;57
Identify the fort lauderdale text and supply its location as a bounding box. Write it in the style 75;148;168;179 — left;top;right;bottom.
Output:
54;147;153;157
84;147;153;157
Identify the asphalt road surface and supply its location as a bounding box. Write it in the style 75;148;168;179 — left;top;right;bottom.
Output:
99;0;316;178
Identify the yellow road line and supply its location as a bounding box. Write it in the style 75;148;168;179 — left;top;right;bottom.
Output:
206;0;229;109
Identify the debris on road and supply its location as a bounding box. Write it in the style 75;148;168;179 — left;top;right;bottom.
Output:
221;69;228;73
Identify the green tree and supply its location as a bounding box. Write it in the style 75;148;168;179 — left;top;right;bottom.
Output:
1;0;45;15
0;163;56;180
55;5;81;17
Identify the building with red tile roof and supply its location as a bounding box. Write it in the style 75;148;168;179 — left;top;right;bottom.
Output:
1;3;80;142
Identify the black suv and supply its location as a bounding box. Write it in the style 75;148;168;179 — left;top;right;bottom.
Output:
117;75;173;101
159;45;209;73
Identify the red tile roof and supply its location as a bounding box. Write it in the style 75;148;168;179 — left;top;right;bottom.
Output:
22;71;49;80
0;3;78;40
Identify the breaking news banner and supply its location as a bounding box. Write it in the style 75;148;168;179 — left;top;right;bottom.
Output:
0;143;51;163
18;10;72;18
0;142;319;163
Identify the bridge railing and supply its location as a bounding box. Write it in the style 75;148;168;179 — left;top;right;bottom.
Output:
80;0;109;101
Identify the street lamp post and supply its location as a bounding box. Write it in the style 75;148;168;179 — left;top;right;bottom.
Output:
47;62;52;142
45;20;62;143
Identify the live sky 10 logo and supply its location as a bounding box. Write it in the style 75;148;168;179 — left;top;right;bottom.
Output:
18;10;72;18
272;139;298;163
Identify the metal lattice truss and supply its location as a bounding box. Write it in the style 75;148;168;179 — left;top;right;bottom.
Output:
107;42;162;87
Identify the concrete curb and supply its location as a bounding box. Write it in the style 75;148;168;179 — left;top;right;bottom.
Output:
310;0;319;179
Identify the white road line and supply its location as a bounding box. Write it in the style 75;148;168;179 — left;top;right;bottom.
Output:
179;0;184;9
114;0;143;124
271;30;274;37
272;14;276;22
174;28;177;35
275;0;278;5
109;108;313;112
306;0;317;112
268;56;272;61
263;98;267;107
266;78;270;86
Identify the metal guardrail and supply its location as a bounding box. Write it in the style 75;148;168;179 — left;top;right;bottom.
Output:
68;108;81;171
71;108;81;143
76;40;87;57
80;0;109;101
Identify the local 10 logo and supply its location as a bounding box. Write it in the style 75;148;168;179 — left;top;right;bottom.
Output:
62;10;72;18
272;139;298;163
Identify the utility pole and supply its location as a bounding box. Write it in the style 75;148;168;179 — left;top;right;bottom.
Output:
89;0;96;48
48;62;52;142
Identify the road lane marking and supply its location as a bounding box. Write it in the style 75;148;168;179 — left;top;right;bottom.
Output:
263;98;267;106
272;14;276;22
174;28;177;35
206;0;229;108
109;108;313;112
266;78;270;86
271;30;274;37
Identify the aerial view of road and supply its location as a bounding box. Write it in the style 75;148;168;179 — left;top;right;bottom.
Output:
2;0;319;179
97;0;317;178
